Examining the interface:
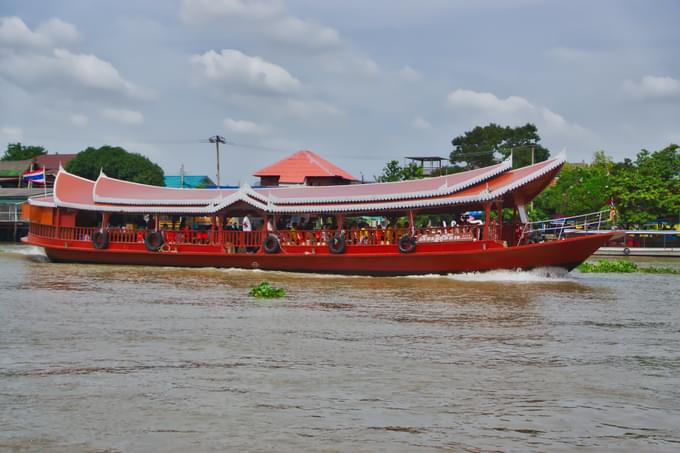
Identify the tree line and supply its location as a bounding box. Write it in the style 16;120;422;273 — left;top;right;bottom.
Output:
376;123;679;227
2;143;164;186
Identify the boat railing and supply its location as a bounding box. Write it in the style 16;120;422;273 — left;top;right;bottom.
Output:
29;222;491;250
270;225;487;246
518;209;612;244
414;225;486;242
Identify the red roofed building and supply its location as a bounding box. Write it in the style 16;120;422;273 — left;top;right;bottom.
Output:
253;150;358;187
34;153;78;186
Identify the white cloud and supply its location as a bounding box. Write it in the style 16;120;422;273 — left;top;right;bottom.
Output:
0;18;148;100
36;18;79;44
268;17;340;50
180;0;341;52
0;16;78;48
0;16;48;48
319;53;380;77
447;89;534;113
224;118;269;135
190;49;300;95
179;0;282;24
412;116;432;130
100;108;144;125
623;75;680;99
445;88;590;142
70;114;89;127
399;65;422;82
0;49;149;99
54;49;148;98
0;126;23;144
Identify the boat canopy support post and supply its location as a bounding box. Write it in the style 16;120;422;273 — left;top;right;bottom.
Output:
517;204;528;224
55;208;61;237
483;203;491;240
154;215;160;232
408;210;415;236
336;214;344;233
101;212;110;230
495;200;503;240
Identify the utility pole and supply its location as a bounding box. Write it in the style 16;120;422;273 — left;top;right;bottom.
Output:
208;135;226;187
530;143;536;213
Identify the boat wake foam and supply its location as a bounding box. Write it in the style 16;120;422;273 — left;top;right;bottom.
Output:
408;267;572;283
0;244;47;258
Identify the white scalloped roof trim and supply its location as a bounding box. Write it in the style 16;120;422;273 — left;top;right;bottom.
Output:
27;195;56;208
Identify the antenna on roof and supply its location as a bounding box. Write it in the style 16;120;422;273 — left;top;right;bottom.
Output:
208;135;226;187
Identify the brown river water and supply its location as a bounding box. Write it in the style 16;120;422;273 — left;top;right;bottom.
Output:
1;244;679;452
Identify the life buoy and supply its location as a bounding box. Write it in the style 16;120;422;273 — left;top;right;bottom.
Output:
623;247;631;256
263;234;281;254
398;235;416;253
144;231;164;252
92;230;109;250
328;233;346;254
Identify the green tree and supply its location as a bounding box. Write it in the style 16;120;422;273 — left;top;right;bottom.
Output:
375;160;423;182
610;144;679;225
1;143;47;161
533;154;613;218
66;145;165;186
450;123;550;170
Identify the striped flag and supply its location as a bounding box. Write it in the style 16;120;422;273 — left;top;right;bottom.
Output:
23;167;46;184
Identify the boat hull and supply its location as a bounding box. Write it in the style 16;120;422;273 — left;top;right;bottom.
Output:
29;233;616;276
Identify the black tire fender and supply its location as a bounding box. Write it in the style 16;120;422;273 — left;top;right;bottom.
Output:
263;234;281;254
398;235;417;253
92;230;109;250
623;247;631;256
328;234;346;254
144;231;164;252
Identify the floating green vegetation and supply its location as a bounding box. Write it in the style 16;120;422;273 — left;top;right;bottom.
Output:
578;260;680;274
249;281;286;298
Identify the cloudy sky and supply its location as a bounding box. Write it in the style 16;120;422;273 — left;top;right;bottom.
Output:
1;0;679;183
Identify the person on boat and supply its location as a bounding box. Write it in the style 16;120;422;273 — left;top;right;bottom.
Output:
385;223;394;244
375;224;384;244
467;215;483;225
349;222;359;244
359;223;369;244
289;222;300;245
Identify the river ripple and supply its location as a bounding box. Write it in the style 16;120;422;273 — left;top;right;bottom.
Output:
1;244;679;452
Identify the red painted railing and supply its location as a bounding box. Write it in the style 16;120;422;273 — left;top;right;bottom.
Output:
29;222;494;252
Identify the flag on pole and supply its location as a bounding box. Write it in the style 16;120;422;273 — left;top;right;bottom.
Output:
23;167;46;184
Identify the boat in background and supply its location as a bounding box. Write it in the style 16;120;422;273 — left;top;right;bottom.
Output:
23;154;619;276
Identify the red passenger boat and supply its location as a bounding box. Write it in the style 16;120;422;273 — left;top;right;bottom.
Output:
24;154;617;275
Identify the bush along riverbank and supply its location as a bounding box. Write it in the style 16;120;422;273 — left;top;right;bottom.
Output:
578;260;680;274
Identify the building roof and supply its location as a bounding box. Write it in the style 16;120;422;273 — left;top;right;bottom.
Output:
34;154;77;173
253;150;357;184
164;175;215;189
0;159;32;177
31;154;566;215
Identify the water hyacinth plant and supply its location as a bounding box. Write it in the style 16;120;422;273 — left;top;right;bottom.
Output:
249;281;286;298
578;260;680;274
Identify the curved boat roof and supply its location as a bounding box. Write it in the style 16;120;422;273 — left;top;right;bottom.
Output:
29;154;565;214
